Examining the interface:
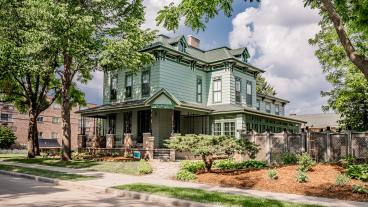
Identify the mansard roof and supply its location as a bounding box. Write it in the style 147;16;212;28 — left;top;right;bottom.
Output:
141;35;264;73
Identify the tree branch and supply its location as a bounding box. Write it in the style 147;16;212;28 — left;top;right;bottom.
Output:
321;0;368;79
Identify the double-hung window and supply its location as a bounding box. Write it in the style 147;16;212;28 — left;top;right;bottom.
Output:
125;73;133;99
110;74;118;101
266;102;271;113
196;76;202;103
256;99;261;110
246;80;253;106
178;41;186;52
275;104;280;115
213;123;221;136
141;70;150;97
213;77;222;103
36;117;44;123
235;77;241;104
51;132;58;139
52;117;60;124
224;122;235;137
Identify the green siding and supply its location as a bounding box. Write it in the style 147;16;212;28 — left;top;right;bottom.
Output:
158;60;208;104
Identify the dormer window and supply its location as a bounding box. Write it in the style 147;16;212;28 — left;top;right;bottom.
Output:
178;41;186;53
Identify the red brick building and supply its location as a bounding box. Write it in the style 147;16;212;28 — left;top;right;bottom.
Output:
0;102;96;149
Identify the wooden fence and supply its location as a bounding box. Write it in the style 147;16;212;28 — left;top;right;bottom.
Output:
241;130;368;164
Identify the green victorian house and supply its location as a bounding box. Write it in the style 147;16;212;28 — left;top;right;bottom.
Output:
78;35;305;151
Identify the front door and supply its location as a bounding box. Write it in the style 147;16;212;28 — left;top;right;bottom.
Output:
137;110;151;143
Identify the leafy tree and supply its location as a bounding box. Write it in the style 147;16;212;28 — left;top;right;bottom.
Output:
0;0;60;157
2;0;155;160
157;0;368;79
310;13;368;131
256;74;277;96
0;125;17;149
166;135;259;172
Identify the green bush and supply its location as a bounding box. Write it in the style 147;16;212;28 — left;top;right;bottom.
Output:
213;159;237;170
296;170;308;183
213;159;267;171
138;160;153;175
297;153;316;172
176;170;197;181
340;155;356;168
71;152;91;160
346;164;368;181
180;160;205;173
0;125;16;149
335;174;351;186
239;160;267;169
267;169;278;180
352;184;368;194
280;152;298;165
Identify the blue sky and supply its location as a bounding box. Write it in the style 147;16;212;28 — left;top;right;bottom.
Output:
81;0;331;115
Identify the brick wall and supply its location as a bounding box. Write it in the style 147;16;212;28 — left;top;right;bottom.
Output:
0;102;96;150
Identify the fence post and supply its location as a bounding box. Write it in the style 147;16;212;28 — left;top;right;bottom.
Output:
306;127;310;154
347;127;352;156
301;128;306;152
283;129;288;152
266;130;271;165
326;127;331;162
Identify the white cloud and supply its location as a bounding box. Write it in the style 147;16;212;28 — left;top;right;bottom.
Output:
229;0;331;114
142;0;181;33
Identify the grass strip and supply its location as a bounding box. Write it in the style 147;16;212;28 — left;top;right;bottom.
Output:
0;154;152;176
114;183;322;207
0;164;95;181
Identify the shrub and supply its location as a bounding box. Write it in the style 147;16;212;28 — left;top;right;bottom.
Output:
267;169;278;180
180;160;205;173
296;170;308;183
297;153;316;172
0;125;16;149
335;174;351;186
340;155;356;168
239;160;267;169
71;152;91;160
138;160;153;175
176;170;197;181
166;135;259;172
213;159;237;170
280;152;298;165
213;159;267;171
352;184;368;194
346;164;368;181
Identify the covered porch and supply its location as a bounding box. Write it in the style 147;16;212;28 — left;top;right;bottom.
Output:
77;89;212;151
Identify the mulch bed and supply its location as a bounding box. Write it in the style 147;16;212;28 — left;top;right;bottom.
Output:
196;164;368;202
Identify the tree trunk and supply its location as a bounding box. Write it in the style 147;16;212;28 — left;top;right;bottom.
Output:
321;0;368;79
27;115;36;158
33;121;40;156
61;52;72;161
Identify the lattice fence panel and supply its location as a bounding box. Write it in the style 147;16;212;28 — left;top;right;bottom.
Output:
288;134;304;154
330;134;348;162
270;133;286;163
309;132;327;162
352;133;368;159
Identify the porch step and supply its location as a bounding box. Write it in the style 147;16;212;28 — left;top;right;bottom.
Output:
153;149;171;161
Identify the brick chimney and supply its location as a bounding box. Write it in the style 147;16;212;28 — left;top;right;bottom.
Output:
187;35;200;48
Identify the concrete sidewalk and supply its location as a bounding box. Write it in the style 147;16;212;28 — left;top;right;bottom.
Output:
0;160;366;207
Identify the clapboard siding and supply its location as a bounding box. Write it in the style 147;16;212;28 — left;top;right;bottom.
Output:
158;60;208;104
232;70;257;108
207;69;231;105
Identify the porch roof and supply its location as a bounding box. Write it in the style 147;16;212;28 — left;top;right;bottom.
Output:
210;104;306;124
76;99;146;116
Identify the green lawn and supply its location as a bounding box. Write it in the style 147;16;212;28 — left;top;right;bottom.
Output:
0;164;95;181
0;154;152;176
115;184;322;207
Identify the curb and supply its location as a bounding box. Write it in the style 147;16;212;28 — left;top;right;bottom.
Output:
0;170;220;207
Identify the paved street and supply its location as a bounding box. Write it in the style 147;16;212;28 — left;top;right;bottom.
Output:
0;174;167;207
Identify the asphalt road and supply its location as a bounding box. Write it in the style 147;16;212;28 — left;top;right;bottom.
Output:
0;174;167;207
